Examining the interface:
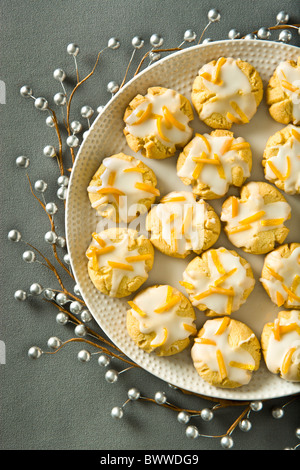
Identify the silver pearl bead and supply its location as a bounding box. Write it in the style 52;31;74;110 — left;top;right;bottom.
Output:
239;418;252;432
45;202;58;215
131;36;144;49
183;30;197;43
57;186;68;200
69;301;82;314
8;229;21;242
47;336;62;349
43;288;55;300
97;105;105;114
220;435;234;449
202;38;213;44
22;250;36;263
57;175;69;187
150;34;164;48
128;388;140;400
296;427;300;440
201;408;214;421
98;354;111;367
34;97;48;111
29;283;43;296
70;120;82;134
46;115;55;127
257;27;271;40
80;105;94;119
56;292;68;305
14;289;27;301
16;155;30;168
185;425;199;439
250;401;263;411
228;28;241;40
43;145;56;158
107;81;119;94
208;8;221;22
111;406;123;419
272;407;285;419
108;37;120;50
56;236;66;248
20;85;33;98
77;349;91;363
276;10;289;24
278;29;292;43
244;33;257;40
34;179;47;192
177;411;190;424
28;346;42;359
67;43;79;56
63;253;71;264
53;68;66;82
105;369;119;383
44;231;58;244
56;312;69;325
154;391;167;405
74;324;87;337
80;310;92;323
54;92;67;106
73;284;81;296
149;51;161;63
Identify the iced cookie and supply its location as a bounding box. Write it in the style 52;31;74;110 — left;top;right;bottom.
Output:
177;130;252;199
191;317;261;388
145;191;221;258
86;228;154;298
191;57;263;129
181;247;255;317
87;153;160;223
261;310;300;382
126;284;196;356
221;181;291;255
266;57;300;125
123;86;194;159
260;243;300;309
262;125;300;195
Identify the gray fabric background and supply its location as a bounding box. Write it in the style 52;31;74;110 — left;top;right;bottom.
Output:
1;0;300;451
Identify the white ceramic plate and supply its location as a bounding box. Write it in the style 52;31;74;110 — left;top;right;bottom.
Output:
66;40;300;400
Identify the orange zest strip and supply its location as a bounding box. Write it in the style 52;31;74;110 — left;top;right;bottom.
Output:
86;246;102;257
265;265;284;282
229;101;249;123
191;157;220;165
134;182;160;196
91;245;115;256
209;286;235;296
195;133;211;152
194;337;216;346
230;141;251;151
123;167;146;173
282;284;300;302
273;318;281;341
267;161;285;181
128;301;147;317
125;254;152;262
216;349;227;380
291;275;300;293
170;227;177;252
210;250;226;274
291;128;300;142
226;296;233;316
226;112;242;124
220;137;234;155
108;171;116;186
151;328;168;347
231;197;239;218
160;195;186;203
162;106;185;131
92;253;98;271
92;232;106;247
227;224;252;234
215;316;231;335
166;285;173;302
239;210;265;225
156;115;170;142
281;347;296;375
192;162;203;179
276;291;285;307
131;102;153;125
214;268;237;287
181;206;193;234
183;323;197;335
97;187;125;196
229;361;255;371
281;80;299;93
279;323;300;336
260;218;285;226
107;261;134;271
213;57;226;82
168;213;178;224
179;280;195;290
154;295;181;313
193;289;212;301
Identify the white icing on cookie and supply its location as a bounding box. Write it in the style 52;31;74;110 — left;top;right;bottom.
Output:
276;60;300;125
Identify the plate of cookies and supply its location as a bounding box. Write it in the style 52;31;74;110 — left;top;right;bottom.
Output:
66;39;300;400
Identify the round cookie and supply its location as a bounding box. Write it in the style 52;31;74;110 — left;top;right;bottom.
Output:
261;310;300;382
87;153;159;223
260;243;300;309
266;57;300;126
191;56;263;129
126;284;196;356
123;86;194;159
191;317;261;388
221;181;291;255
145;191;221;258
86;228;154;298
177;129;252;199
181;247;255;317
262;124;300;195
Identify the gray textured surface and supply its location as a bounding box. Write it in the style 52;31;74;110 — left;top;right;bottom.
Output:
1;0;299;451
